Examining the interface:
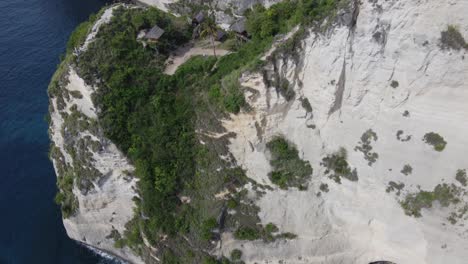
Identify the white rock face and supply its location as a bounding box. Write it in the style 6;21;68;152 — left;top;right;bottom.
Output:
220;0;468;263
49;6;142;263
50;67;142;264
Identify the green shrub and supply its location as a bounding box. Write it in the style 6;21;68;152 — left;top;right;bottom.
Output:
234;226;261;240
386;181;405;195
201;218;217;241
440;25;468;50
230;249;243;261
319;183;329;192
266;137;312;189
321;148;358;183
355;129;379;166
423;132;447;151
456;169;467;187
401;164;413;176
401;183;461;217
264;223;279;233
66;13;97;53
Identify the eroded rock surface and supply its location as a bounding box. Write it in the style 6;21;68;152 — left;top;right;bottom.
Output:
219;0;468;263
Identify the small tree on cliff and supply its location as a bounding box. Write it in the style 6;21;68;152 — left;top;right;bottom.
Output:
200;16;218;57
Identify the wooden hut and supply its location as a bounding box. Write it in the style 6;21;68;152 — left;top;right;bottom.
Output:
192;11;205;26
144;25;165;42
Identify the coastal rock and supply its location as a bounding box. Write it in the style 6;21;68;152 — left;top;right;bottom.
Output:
48;6;143;264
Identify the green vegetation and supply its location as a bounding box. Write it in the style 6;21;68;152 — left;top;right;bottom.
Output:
300;97;313;113
319;183;329;192
401;164;413;176
396;130;411;142
266;137;313;189
54;170;78;218
355;129;379;166
234;226;261;240
401;183;461;217
386;181;405;196
456;169;467;187
321;147;358;183
52;0;345;261
440;25;468;50
390;80;399;88
423;132;447;151
230;249;242;261
201;218;218;241
69;90;83;99
234;222;295;242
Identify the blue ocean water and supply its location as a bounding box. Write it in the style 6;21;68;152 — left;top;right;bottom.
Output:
0;0;115;263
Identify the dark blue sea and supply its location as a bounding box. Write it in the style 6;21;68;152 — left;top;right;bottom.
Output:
0;0;116;263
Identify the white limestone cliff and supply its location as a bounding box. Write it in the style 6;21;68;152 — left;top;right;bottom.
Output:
219;0;468;263
49;6;143;264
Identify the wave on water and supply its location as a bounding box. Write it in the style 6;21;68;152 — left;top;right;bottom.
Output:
82;243;129;264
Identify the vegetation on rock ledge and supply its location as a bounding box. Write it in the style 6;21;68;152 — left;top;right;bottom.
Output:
266;137;313;189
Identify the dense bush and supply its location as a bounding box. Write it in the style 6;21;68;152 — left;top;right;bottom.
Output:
440;25;468;50
266;137;312;189
321;148;358;183
234;226;261;240
456;169;467;187
401;183;461;217
423;132;447;151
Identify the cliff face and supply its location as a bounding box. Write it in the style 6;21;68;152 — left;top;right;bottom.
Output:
48;6;143;264
49;0;468;263
220;0;468;263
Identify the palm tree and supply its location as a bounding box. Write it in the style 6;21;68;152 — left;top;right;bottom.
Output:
199;16;218;57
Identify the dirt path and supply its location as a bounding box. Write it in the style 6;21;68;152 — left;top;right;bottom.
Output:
164;43;230;75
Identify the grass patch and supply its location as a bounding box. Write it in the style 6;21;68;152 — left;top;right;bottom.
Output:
423;132;447;151
266;137;312;189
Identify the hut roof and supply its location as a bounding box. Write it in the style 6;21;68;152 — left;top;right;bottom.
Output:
145;25;165;40
194;11;205;23
230;19;246;33
216;29;226;41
